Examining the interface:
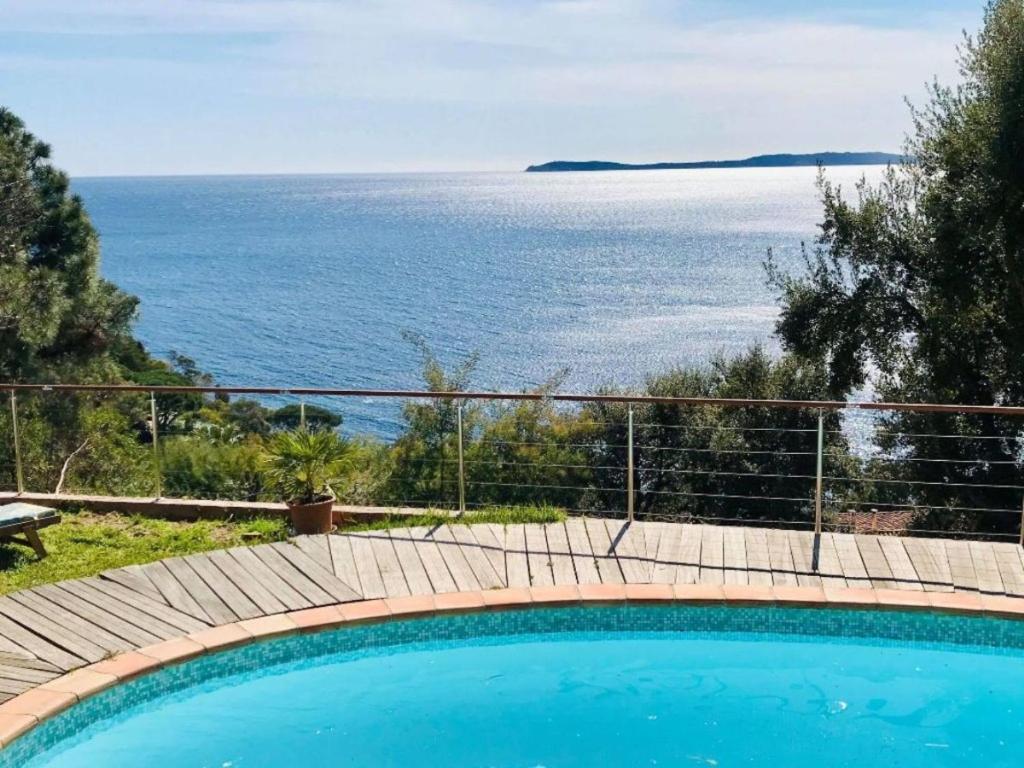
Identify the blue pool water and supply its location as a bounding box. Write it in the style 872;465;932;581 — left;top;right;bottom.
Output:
8;605;1024;767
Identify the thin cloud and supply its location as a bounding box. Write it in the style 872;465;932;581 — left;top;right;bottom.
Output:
0;0;975;174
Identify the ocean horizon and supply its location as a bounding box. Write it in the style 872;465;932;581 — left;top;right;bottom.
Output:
73;166;884;436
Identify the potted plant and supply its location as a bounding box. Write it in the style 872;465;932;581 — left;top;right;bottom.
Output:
263;428;352;534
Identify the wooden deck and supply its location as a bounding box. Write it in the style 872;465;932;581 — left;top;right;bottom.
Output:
0;519;1023;702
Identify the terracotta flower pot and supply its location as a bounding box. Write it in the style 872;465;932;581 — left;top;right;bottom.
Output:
287;495;335;535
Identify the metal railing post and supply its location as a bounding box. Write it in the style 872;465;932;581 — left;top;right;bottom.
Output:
814;409;824;535
456;402;466;514
627;404;635;523
10;391;23;494
299;401;306;430
150;391;162;499
1019;496;1024;549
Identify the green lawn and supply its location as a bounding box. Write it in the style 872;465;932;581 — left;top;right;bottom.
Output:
0;510;289;595
346;505;566;531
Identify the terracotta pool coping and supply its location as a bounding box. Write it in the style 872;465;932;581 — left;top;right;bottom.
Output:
1;583;1022;748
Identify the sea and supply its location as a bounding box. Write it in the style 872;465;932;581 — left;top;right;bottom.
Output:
73;166;883;436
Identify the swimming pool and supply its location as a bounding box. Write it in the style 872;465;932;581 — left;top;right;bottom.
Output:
6;604;1024;767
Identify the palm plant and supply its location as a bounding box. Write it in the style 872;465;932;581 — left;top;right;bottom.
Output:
262;428;353;504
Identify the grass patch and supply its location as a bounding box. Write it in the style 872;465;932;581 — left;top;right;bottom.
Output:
345;505;566;532
0;510;289;595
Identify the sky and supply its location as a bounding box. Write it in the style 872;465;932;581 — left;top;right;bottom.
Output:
0;0;981;176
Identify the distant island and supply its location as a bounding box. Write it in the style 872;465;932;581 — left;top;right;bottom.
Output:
525;152;908;172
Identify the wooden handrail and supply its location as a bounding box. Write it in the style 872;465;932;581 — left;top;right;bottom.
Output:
3;383;1024;417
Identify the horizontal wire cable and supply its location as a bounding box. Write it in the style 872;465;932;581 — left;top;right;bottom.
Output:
639;467;817;481
475;439;623;450
634;423;817;434
824;475;1024;491
466;480;627;493
832;498;1022;515
828;428;1022;442
641;489;810;503
825;452;1022;466
644;445;818;457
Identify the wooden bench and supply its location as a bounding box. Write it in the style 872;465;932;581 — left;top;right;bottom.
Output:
0;503;60;558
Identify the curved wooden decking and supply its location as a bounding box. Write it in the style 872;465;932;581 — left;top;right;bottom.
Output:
0;519;1023;706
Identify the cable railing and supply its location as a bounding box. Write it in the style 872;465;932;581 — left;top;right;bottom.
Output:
1;383;1023;544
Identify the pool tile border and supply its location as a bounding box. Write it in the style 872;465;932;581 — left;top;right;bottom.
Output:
3;583;1024;749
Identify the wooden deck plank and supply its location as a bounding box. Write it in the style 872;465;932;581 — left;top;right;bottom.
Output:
830;532;871;587
944;540;979;592
0;665;56;684
227;547;312;611
722;526;749;585
326;534;364;596
344;533;388;600
34;585;163;651
504;524;531;588
563;518;601;585
8;590;133;654
675;523;702;584
78;576;208;634
397;527;457;594
387;528;434;595
161;557;238;624
877;537;923;591
207;549;288;615
0;652;58;672
248;545;336;605
267;543;360;604
470;524;507;584
0;597;107;664
429;527;482;592
992;543;1024;597
787;530;821;587
903;538;953;592
524;523;554;586
544;522;578;585
584;517;624;584
607;520;651;583
699;525;725;585
0;611;80;671
809;533;847;588
650;523;681;584
969;541;1004;594
183;554;264;620
101;565;166;605
291;535;334;574
55;579;191;642
137;561;212;623
641;521;664;563
853;535;897;590
362;533;411;597
741;527;773;585
448;525;504;589
766;528;797;586
34;583;164;648
0;679;34;696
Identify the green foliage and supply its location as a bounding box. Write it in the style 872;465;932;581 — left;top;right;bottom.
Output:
0;108;137;383
384;332;481;505
463;393;597;511
767;0;1024;535
262;428;354;504
347;505;565;531
161;437;266;501
268;404;342;431
581;349;851;523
